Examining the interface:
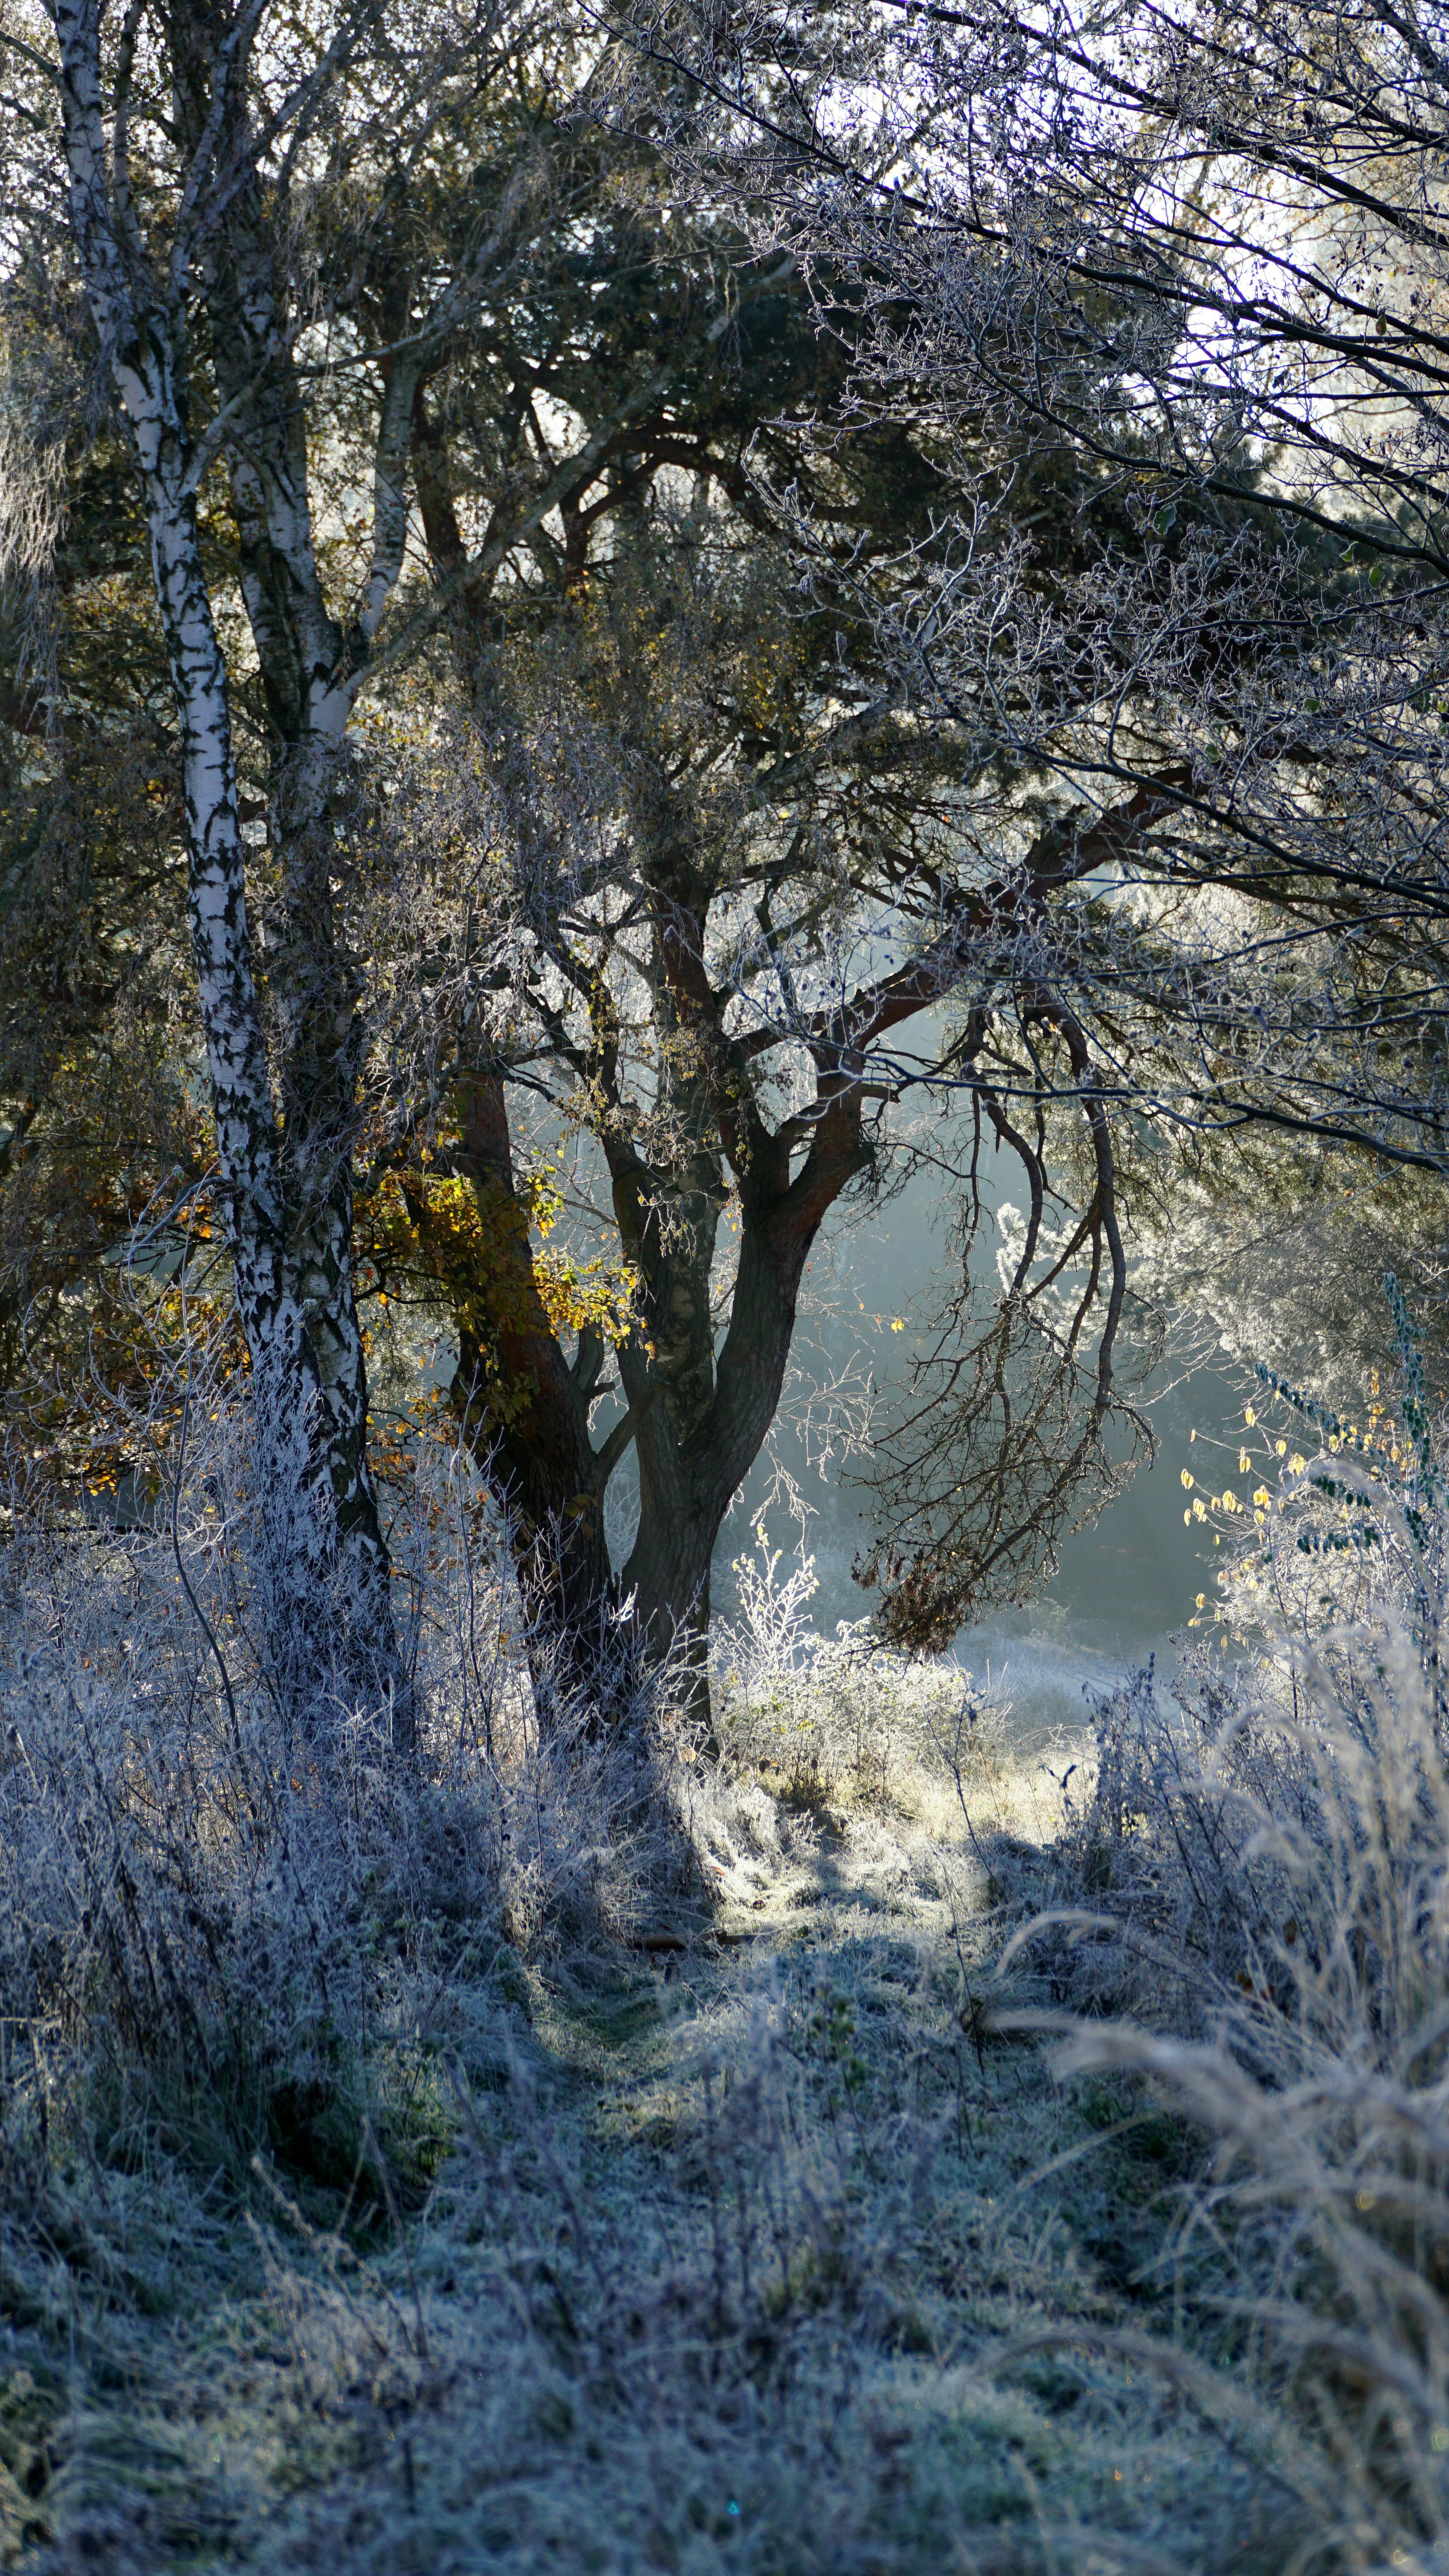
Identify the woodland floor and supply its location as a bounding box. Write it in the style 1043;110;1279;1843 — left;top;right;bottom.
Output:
0;1743;1310;2576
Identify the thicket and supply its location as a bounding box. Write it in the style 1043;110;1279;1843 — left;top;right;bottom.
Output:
971;1289;1449;2566
0;1302;1444;2572
0;1371;698;2219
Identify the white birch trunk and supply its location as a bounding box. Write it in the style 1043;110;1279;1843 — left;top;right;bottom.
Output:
167;23;419;1685
49;0;347;1710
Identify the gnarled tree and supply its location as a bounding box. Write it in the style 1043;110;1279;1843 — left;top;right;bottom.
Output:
617;0;1449;1632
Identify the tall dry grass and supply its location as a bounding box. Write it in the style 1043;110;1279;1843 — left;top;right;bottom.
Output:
0;1376;697;2228
989;1290;1449;2570
10;1294;1449;2570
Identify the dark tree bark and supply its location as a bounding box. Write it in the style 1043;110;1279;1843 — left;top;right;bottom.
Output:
421;1069;619;1717
611;1078;874;1716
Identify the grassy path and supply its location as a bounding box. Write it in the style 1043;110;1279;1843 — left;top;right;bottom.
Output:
0;1774;1302;2573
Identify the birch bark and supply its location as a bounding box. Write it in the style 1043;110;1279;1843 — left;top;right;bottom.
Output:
165;9;410;1685
46;0;388;1720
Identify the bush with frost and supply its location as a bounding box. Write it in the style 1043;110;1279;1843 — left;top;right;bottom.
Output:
993;1285;1449;2564
712;1521;1002;1806
0;1381;692;2210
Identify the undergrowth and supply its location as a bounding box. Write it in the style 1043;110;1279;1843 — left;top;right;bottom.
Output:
6;1311;1449;2570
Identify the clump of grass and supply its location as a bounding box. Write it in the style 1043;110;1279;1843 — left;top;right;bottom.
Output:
711;1522;1019;1818
997;1300;1449;2569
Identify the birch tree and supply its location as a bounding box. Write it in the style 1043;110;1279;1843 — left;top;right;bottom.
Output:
11;0;411;1706
4;0;648;1711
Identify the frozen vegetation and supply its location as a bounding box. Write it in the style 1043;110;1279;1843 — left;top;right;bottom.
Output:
0;1332;1446;2576
9;1;1449;2566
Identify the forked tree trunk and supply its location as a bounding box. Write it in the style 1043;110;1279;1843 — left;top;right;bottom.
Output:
613;1106;873;1724
427;1069;853;1736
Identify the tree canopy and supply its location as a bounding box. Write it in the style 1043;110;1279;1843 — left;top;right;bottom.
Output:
4;0;1445;1693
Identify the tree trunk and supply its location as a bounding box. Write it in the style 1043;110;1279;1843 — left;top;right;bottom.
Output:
50;4;404;1732
602;1010;727;1717
145;10;422;1714
418;1071;619;1722
612;1085;875;1724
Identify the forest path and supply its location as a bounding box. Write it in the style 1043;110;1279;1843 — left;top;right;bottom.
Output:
6;1768;1294;2574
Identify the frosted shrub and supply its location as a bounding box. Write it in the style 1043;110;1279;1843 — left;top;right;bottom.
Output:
1013;1285;1449;2020
712;1523;989;1804
1042;1618;1449;2565
1005;1291;1449;2563
0;1397;688;2202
